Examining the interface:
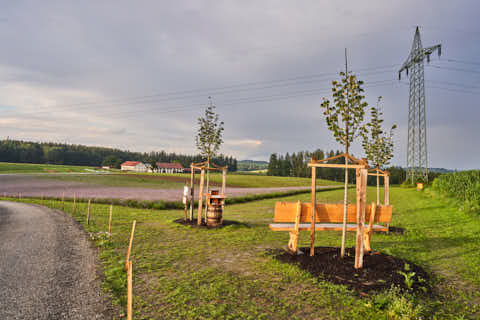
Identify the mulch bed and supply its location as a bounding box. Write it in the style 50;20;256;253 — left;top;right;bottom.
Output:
275;247;430;295
173;218;248;229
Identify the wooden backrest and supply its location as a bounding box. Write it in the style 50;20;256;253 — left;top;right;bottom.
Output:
273;202;392;223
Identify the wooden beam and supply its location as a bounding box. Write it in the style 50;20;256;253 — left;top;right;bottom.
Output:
311;152;348;163
310;166;316;256
197;169;205;225
308;163;367;169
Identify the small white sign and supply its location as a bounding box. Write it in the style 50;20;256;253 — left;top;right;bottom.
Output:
183;186;189;196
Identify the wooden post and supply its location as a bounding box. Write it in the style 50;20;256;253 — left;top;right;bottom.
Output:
364;202;376;252
355;168;367;269
183;183;188;222
310;166;316;256
62;192;65;211
125;220;136;271
221;169;226;195
108;204;113;236
197;168;205;225
87;199;91;225
127;260;133;320
384;174;390;232
189;166;195;221
384;175;390;205
376;169;380;205
73;193;76;214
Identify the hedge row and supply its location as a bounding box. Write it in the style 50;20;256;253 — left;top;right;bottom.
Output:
432;170;480;212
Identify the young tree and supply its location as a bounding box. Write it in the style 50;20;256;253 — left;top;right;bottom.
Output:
362;97;396;204
195;98;224;191
320;71;368;258
149;159;158;173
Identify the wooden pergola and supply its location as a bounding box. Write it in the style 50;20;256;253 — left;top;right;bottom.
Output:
308;153;369;269
188;161;228;225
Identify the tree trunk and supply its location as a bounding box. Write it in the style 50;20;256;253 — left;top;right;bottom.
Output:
340;155;348;258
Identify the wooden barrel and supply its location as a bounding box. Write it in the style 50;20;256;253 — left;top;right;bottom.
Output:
206;205;223;227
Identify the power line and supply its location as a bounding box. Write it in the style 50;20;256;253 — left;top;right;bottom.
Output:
10;64;400;115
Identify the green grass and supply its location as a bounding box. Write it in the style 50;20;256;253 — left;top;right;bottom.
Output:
38;171;342;189
5;187;480;319
0;162;95;173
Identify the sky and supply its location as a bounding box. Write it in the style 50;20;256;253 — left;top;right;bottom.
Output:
0;1;479;169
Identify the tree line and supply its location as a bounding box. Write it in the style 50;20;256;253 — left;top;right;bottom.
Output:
0;139;238;171
267;149;428;185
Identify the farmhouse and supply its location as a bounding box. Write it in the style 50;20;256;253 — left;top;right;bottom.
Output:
120;161;148;172
156;162;184;173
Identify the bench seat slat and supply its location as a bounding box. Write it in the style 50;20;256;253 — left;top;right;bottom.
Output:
269;223;388;232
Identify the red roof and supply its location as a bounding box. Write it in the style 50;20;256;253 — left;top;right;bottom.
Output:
156;162;184;169
121;161;142;167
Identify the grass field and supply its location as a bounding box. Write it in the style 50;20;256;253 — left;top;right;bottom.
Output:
39;174;186;189
39;172;342;189
0;162;95;173
158;172;342;188
6;186;480;319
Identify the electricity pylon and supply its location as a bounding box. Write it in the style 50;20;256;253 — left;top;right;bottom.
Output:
398;26;441;184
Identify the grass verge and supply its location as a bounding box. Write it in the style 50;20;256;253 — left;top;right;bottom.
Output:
3;186;480;319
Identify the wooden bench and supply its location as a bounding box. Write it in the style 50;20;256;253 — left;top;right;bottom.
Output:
269;201;393;253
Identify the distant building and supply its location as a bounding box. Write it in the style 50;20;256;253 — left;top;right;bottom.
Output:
120;161;148;172
156;162;184;173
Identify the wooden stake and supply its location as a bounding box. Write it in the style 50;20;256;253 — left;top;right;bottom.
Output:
62;192;65;211
310;166;316;256
189;167;195;221
376;168;380;205
384;175;390;206
125;220;136;271
197;169;205;225
221;169;226;194
108;205;113;236
184;184;188;222
127;260;133;320
384;175;390;232
87;199;91;225
73;193;76;214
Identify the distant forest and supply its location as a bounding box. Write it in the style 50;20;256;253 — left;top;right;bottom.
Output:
0;139;238;171
267;150;440;185
237;160;268;171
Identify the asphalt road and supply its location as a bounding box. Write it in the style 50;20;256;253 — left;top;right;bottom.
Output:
0;201;110;319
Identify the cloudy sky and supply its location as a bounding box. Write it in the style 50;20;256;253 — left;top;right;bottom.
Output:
0;1;479;169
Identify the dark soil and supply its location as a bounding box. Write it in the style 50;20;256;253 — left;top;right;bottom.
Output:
275;246;430;295
173;218;249;229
